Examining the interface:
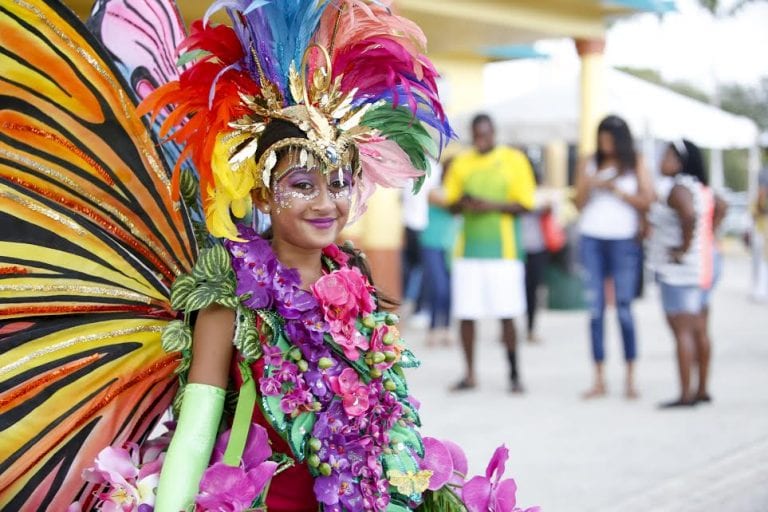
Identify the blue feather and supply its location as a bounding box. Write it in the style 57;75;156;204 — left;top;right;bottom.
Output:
240;0;331;101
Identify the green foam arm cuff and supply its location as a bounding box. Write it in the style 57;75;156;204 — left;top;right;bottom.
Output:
154;383;226;512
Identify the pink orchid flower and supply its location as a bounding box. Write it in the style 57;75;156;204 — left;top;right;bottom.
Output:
417;437;469;491
82;445;159;511
196;423;277;511
328;320;369;360
329;368;371;416
312;272;360;324
462;445;519;512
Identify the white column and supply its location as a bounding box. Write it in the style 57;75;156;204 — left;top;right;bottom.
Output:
710;148;725;191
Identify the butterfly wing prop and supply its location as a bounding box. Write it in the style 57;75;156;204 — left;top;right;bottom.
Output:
86;0;209;235
0;0;195;509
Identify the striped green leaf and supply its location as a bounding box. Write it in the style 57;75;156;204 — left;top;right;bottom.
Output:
193;244;232;282
170;273;196;310
161;320;192;353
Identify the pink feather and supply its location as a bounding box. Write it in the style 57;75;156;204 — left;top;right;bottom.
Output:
358;139;424;188
317;0;426;59
348;138;424;223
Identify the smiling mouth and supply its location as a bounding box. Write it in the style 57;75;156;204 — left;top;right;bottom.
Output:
306;218;336;229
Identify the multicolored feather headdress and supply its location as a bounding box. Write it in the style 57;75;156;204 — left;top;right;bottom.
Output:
140;0;452;240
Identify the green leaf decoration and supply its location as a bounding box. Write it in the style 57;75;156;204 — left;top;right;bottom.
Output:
383;449;419;474
192;220;211;250
170;273;196;311
172;385;185;417
161;320;192;353
193;244;233;282
416;488;468;512
256;310;284;345
386;504;410;512
234;306;261;361
179;168;200;207
400;399;422;428
386;367;409;399
261;393;287;432
216;295;240;310
390;423;424;458
175;349;191;376
398;348;420;369
184;283;219;312
225;388;240;416
289;411;316;461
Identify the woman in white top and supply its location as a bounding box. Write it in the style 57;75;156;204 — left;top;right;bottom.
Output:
648;139;717;408
574;115;654;400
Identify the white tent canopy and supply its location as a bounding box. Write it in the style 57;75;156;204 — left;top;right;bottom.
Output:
455;66;759;150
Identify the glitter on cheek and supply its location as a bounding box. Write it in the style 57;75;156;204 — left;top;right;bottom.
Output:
329;189;351;203
273;185;320;214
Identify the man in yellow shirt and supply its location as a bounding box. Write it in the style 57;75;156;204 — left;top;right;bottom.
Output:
445;114;536;392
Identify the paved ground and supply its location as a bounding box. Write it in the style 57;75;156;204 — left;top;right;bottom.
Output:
401;251;768;512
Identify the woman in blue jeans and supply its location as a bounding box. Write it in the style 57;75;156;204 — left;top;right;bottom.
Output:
574;115;654;399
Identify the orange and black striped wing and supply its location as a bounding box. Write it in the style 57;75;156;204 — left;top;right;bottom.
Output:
0;0;195;509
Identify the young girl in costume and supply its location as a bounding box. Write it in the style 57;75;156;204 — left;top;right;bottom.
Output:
0;1;537;511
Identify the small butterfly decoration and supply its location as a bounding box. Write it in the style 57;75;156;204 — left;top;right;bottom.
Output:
387;469;434;496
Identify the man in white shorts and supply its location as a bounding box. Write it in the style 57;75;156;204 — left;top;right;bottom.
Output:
444;114;536;392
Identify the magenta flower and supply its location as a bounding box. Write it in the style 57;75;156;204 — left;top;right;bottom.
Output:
312;272;360;323
442;438;469;487
259;376;281;396
197;423;278;511
261;344;283;366
329;368;371;416
312;267;375;327
462;445;519;512
210;423;272;469
322;244;350;266
329;321;370;360
196;462;276;511
418;438;453;490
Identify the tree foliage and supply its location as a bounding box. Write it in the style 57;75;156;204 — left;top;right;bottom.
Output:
718;78;768;130
698;0;762;16
616;66;711;103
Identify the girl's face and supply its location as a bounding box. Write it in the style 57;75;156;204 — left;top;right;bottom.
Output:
263;151;352;251
597;130;615;156
660;146;682;177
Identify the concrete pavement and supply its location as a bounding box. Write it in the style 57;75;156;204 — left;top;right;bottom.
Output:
402;252;768;512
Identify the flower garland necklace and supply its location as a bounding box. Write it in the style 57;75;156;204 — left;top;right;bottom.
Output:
78;227;539;512
225;227;423;512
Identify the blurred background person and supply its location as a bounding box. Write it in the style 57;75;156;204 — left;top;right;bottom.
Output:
574;114;654;400
648;139;715;408
401;168;429;325
420;157;459;347
750;140;768;302
445;113;536;393
521;169;560;344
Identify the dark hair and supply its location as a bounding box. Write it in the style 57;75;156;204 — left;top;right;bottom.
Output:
338;244;399;311
670;139;708;186
596;115;637;173
252;119;307;165
471;113;493;132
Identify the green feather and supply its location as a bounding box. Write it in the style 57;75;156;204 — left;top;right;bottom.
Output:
362;105;439;172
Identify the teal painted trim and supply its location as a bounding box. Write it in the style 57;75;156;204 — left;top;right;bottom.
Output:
604;0;677;13
480;44;549;61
